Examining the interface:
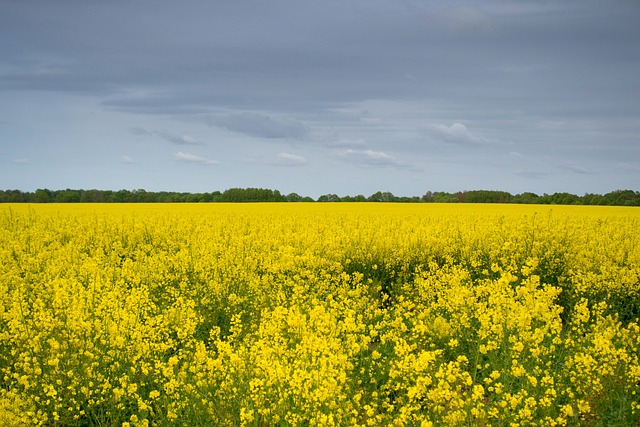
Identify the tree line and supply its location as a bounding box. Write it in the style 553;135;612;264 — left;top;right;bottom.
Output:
1;188;639;206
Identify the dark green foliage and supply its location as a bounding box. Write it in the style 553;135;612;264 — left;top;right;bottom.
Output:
1;188;639;205
218;187;286;202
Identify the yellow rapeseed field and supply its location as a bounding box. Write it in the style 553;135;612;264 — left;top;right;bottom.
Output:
1;203;639;426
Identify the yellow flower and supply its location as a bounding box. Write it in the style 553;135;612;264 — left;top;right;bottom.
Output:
2;202;639;426
561;404;574;417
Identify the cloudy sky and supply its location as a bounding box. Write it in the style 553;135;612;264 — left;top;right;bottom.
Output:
1;0;639;198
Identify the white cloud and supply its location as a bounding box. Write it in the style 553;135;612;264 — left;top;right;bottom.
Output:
246;152;308;167
423;123;502;145
12;158;29;164
121;155;135;164
507;151;524;160
174;151;218;165
275;152;307;166
337;149;405;168
3;2;638;196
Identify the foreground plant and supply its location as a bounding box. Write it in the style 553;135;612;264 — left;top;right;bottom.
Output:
1;203;638;426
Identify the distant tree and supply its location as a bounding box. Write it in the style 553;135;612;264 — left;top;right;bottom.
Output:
461;190;512;203
2;187;639;205
80;189;105;203
186;193;203;203
513;192;539;204
34;188;52;203
602;189;640;206
433;192;458;203
0;190;28;202
399;196;421;203
219;188;240;202
368;191;382;202
112;190;132;203
536;192;579;205
129;189;146;202
422;191;435;202
581;193;603;205
549;192;581;205
55;189;81;203
99;190;113;202
286;193;303;202
198;193;212;202
383;192;396;202
368;191;396;202
219;188;286;202
317;194;340;202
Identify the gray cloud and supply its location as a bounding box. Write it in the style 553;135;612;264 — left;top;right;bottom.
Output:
3;1;637;121
1;0;639;195
560;161;595;175
157;131;200;146
129;127;148;136
211;112;308;139
515;169;552;179
616;162;640;172
130;127;203;145
444;6;495;34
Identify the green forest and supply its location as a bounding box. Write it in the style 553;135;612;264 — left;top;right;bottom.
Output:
1;188;639;205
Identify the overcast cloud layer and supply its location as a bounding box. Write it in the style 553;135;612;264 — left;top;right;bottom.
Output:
1;0;639;198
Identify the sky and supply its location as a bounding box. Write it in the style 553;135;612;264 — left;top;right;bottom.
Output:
1;0;639;199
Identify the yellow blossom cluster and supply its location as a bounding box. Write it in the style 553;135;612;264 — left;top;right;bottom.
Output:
0;203;639;426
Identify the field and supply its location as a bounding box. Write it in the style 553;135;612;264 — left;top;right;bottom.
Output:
1;203;639;426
